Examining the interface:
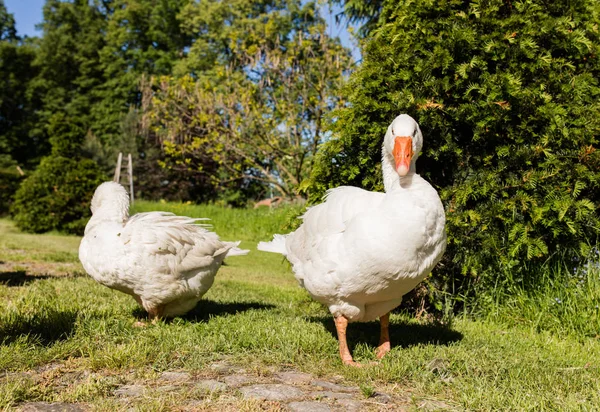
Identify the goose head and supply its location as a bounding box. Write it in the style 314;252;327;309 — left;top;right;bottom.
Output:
88;182;130;228
383;114;423;176
382;114;424;191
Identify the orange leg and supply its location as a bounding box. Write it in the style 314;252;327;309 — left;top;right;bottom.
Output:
376;312;391;359
147;305;165;324
334;316;361;367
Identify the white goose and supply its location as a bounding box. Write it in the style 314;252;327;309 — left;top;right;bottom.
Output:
79;182;249;320
258;114;446;366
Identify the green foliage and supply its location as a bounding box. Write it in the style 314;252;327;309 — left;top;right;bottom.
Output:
141;0;352;201
310;0;600;298
10;156;106;235
0;1;47;168
0;167;23;215
330;0;383;37
3;1;110;234
48;112;87;157
0;0;15;41
2;0;352;205
94;0;191;145
4;0;196;231
33;0;107;134
9;0;192;199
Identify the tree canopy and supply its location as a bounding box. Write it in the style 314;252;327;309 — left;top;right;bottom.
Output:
2;0;354;210
140;0;353;201
0;1;45;169
330;0;383;37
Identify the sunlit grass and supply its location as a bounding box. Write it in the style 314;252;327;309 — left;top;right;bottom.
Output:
473;260;600;338
1;209;600;410
131;200;303;242
0;219;81;264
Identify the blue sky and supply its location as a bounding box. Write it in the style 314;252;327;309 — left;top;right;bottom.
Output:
4;0;45;37
4;0;360;61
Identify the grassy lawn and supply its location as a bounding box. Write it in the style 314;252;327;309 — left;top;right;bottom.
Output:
1;204;599;411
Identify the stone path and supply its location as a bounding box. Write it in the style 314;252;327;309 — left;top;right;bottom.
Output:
12;361;452;411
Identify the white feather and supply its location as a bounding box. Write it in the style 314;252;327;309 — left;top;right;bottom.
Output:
225;241;251;257
79;182;249;317
257;115;446;323
257;234;288;255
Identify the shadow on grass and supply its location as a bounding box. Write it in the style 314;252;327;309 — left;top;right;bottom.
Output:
0;309;77;346
0;270;54;286
132;299;275;323
311;315;463;350
185;300;276;322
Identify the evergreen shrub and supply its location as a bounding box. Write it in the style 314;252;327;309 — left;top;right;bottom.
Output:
11;156;105;234
10;111;107;234
309;0;600;302
0;168;23;215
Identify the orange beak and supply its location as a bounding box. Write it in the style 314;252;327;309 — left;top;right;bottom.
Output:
393;136;413;176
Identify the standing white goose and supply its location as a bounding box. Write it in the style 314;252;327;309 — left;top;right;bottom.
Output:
79;182;249;320
258;114;446;366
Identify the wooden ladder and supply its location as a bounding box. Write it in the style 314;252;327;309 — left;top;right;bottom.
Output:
113;152;135;205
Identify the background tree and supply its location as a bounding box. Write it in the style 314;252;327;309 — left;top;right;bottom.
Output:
309;0;600;300
140;0;352;202
0;0;43;213
8;0;108;232
0;0;44;169
11;112;106;234
4;0;354;211
91;0;200;202
329;0;383;37
6;0;200;213
93;0;191;145
32;0;108;141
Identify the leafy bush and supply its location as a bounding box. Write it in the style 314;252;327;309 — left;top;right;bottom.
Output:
309;0;600;300
0;167;23;216
10;156;106;234
47;112;87;158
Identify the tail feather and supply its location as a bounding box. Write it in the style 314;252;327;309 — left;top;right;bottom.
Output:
257;234;287;255
225;241;250;257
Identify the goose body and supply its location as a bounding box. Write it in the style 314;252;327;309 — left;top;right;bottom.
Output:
258;114;446;364
79;182;248;318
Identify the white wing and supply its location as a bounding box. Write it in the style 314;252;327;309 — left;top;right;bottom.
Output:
121;212;234;276
286;186;386;283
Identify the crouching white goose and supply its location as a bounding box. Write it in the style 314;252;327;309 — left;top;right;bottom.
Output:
79;182;249;320
258;114;446;366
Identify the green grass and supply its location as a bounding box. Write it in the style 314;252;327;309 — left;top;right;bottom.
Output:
475;261;600;338
131;200;304;242
1;205;600;410
0;219;81;264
